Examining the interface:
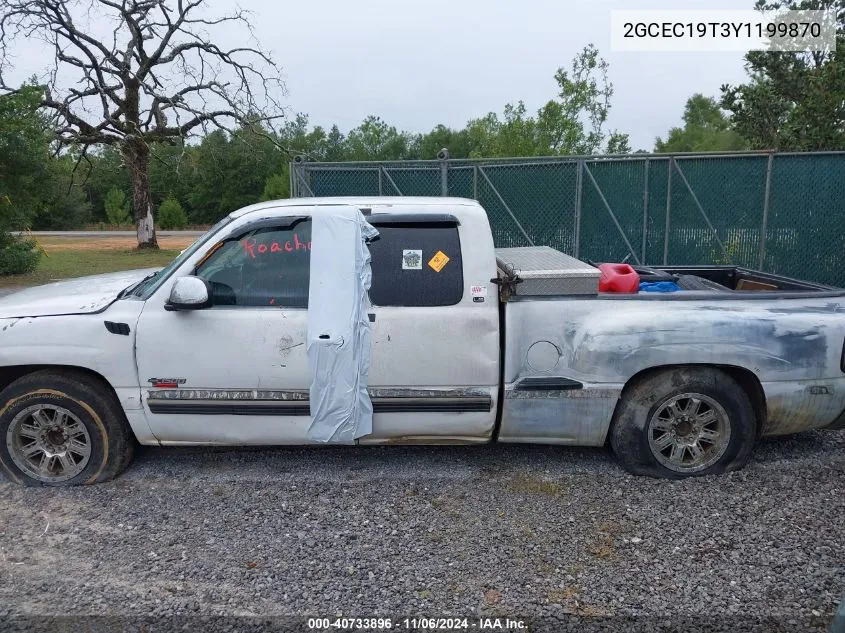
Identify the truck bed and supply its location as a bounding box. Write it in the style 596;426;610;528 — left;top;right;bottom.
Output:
495;246;841;299
495;246;845;446
639;264;836;293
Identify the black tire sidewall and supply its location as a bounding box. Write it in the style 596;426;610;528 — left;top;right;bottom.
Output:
610;368;756;478
0;387;110;487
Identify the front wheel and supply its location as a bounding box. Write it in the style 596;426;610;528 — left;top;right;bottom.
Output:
0;370;135;486
609;367;757;478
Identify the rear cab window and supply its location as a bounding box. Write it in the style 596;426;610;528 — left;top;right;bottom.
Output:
367;214;463;307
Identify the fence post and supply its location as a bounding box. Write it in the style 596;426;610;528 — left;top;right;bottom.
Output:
292;155;314;197
574;159;583;258
438;148;449;196
289;161;296;197
378;166;383;196
663;157;673;265
642;159;650;264
759;152;774;270
473;165;478;200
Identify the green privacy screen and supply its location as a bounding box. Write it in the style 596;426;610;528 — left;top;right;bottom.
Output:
291;152;845;287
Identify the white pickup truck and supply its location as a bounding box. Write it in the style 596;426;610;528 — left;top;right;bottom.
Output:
1;197;843;486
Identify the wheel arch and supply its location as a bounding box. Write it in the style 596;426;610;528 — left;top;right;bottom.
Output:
611;363;767;439
0;365;129;425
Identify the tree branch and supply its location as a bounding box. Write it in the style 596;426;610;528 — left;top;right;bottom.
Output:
1;0;286;162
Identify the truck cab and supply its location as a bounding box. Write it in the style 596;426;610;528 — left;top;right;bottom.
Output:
116;197;501;446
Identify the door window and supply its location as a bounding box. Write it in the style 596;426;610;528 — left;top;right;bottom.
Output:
195;219;312;308
368;224;463;306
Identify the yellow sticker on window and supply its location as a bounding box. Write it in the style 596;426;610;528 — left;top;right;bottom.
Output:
428;250;450;272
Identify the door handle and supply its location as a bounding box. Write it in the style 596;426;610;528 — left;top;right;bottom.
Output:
316;333;344;345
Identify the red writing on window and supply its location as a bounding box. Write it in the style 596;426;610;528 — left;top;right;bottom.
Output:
242;233;311;258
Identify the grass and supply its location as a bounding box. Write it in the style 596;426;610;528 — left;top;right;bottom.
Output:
0;232;196;289
547;586;579;603
587;533;614;559
505;473;565;497
0;248;180;288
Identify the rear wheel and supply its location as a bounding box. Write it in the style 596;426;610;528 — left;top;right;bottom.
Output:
0;370;135;486
609;367;756;478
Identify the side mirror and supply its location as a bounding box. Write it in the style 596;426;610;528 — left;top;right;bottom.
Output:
165;276;212;311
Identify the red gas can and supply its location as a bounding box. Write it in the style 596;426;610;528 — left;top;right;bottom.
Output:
598;263;640;293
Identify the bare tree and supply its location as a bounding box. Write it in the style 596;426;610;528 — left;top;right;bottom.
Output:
0;0;284;248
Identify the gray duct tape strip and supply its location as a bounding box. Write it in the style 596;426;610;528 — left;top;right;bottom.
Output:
306;207;379;442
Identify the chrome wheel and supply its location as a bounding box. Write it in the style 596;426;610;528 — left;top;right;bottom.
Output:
647;392;731;473
6;404;91;483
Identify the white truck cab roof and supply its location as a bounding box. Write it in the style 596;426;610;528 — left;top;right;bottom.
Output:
229;196;485;219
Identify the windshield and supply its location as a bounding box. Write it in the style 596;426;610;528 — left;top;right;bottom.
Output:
129;215;235;299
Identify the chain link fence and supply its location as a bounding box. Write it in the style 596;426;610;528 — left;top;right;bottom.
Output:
290;151;845;287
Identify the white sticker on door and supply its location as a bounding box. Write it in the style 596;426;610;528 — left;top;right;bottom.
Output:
402;250;422;270
470;284;488;298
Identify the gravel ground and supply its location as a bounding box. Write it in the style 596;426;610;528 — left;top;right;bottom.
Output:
0;430;842;633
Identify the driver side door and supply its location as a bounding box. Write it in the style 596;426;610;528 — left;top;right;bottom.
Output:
134;216;327;444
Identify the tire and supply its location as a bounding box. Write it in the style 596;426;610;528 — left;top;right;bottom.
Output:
609;367;756;478
0;370;135;486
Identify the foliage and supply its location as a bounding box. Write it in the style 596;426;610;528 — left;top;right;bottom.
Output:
346;116;413;161
656;94;748;152
0;86;50;273
710;233;744;266
461;46;629;157
606;132;632;154
104;187;132;226
720;0;845;150
79;147;131;224
0;0;284;248
186;126;280;224
0;245;178;288
411;124;472;159
0;221;40;275
0;85;50;230
262;169;290;201
157;196;189;230
539;44;621;154
32;181;92;230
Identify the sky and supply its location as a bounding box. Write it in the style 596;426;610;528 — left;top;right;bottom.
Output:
3;0;753;152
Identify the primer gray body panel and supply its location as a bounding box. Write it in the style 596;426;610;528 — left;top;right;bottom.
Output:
500;295;845;443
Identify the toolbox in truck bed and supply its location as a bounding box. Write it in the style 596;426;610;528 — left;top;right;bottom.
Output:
495;246;600;296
